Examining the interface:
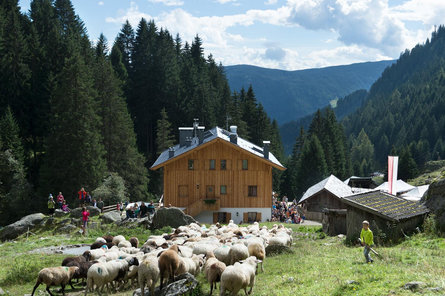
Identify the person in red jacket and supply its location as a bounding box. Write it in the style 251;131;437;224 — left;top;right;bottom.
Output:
81;207;90;235
78;187;87;206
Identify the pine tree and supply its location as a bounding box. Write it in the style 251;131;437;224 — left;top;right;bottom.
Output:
39;41;106;205
351;129;374;176
93;38;149;200
295;134;328;197
0;106;25;164
115;20;134;72
156;108;175;155
110;43;128;83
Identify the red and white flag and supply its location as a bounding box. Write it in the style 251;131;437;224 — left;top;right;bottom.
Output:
388;156;399;195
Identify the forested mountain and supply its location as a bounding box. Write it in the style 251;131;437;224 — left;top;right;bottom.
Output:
280;89;368;155
225;60;393;124
0;0;283;225
343;26;445;177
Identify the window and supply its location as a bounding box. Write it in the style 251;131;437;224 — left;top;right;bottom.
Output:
220;159;227;170
248;185;257;197
242;159;248;170
188;159;194;170
248;212;258;223
178;185;188;198
220;185;227;195
209;159;216;170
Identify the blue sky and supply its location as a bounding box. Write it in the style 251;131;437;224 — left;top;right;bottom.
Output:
19;0;443;70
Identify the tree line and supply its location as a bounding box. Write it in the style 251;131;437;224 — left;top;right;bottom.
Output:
0;0;283;225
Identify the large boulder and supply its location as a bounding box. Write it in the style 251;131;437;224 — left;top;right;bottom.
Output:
100;211;122;224
151;207;196;230
70;206;101;218
0;213;45;241
54;209;69;218
423;178;445;231
133;272;198;296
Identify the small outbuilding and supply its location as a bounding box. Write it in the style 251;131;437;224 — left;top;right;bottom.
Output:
342;190;429;243
299;175;353;221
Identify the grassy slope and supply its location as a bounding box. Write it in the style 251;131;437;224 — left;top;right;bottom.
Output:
409;160;445;186
1;222;444;295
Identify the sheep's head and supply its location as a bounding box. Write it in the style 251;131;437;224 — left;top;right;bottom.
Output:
82;251;91;261
68;266;80;278
128;257;139;266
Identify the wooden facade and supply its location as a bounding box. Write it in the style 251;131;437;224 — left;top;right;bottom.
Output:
152;136;285;223
305;189;346;221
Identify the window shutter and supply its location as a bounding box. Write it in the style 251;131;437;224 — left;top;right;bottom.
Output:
256;212;262;222
213;212;218;224
226;212;232;223
243;212;248;223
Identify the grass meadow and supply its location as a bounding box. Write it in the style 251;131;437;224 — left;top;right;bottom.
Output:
0;220;444;295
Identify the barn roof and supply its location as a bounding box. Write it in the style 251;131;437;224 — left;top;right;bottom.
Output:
151;126;285;170
342;190;429;221
300;175;353;203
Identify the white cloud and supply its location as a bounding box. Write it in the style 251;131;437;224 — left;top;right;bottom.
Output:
98;1;104;6
265;0;278;5
215;0;237;4
148;0;184;6
105;0;441;70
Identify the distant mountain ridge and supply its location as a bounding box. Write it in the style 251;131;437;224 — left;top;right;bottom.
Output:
224;60;395;124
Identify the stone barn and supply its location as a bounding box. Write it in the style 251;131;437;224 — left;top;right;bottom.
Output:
299;175;353;222
342;190;429;243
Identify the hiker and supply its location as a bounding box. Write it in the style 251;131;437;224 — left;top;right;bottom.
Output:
48;196;55;215
147;202;155;215
97;198;104;213
78;187;87;205
360;220;374;263
56;192;64;209
61;200;70;212
81;207;90;235
85;193;92;205
139;202;148;218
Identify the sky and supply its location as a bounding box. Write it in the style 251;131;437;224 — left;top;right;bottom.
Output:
18;0;445;70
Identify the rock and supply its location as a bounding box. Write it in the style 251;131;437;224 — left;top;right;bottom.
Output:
265;244;293;256
133;272;198;296
0;213;45;241
45;217;55;226
337;234;345;239
427;287;443;292
58;224;77;233
403;281;425;291
424;178;445;231
151;207;196;230
346;280;359;285
100;211;122;224
54;209;69;218
70;206;101;218
0;287;4;295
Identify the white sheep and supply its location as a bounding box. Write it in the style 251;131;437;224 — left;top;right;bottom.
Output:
95;237;107;244
85;257;138;295
138;256;160;296
219;256;261;296
88;248;106;260
177;254;203;276
118;240;132;248
247;241;265;272
192;243;218;256
228;243;249;265
213;245;231;266
112;235;126;246
204;251;226;295
31;266;79;296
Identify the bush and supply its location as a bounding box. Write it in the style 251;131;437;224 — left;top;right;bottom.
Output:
93;172;127;204
423;213;438;235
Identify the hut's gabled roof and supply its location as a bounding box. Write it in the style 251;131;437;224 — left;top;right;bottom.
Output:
151;126;285;170
342;190;429;221
300;175;353;203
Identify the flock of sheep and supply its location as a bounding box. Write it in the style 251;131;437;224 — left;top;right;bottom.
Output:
30;221;293;296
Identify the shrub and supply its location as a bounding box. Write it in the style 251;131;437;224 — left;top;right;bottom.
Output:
423;213;438;235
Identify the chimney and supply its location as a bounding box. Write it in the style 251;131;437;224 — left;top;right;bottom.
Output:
168;147;175;158
179;127;193;147
198;126;205;144
229;125;238;144
185;136;193;147
263;141;270;159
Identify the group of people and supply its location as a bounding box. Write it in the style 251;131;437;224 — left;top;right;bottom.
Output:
121;201;156;220
47;192;70;215
271;196;306;224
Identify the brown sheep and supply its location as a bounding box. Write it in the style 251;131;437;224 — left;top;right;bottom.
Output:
61;251;91;267
102;235;114;243
31;266;79;296
129;237;139;248
158;244;182;289
203;251;226;295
